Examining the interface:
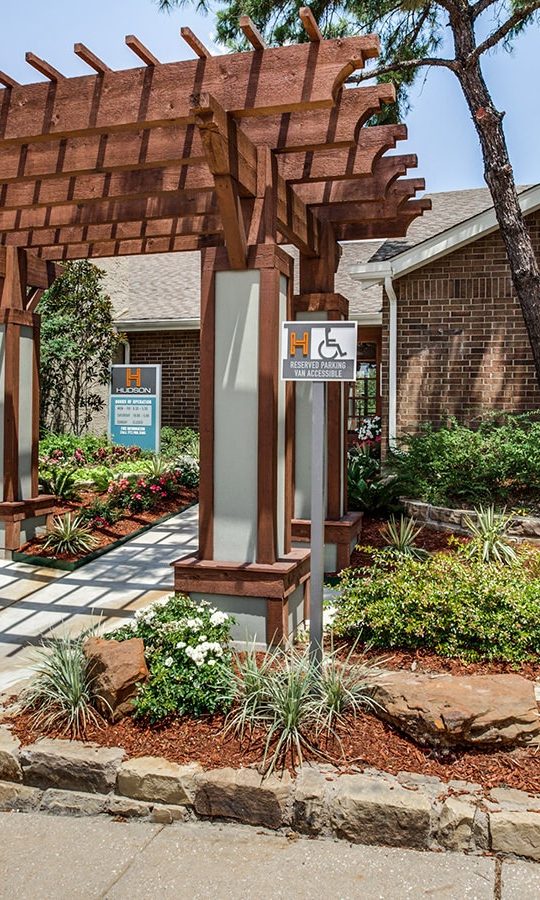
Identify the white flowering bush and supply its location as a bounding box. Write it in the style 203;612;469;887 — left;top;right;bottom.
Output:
111;594;234;722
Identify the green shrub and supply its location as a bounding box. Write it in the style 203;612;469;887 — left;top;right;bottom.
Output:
80;499;120;527
333;548;540;663
19;632;105;737
390;413;540;508
43;513;99;555
347;448;402;515
112;594;234;722
160;426;200;460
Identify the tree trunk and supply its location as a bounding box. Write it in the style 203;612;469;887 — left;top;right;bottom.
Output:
451;14;540;385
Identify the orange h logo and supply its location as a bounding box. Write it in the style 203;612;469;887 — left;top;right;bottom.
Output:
289;331;309;358
126;367;141;388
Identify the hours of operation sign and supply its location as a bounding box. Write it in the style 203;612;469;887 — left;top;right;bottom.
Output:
109;364;161;452
281;321;358;381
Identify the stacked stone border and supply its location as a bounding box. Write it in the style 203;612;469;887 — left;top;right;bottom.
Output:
402;499;540;541
1;728;540;861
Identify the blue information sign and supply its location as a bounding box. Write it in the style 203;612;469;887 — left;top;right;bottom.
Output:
109;364;161;453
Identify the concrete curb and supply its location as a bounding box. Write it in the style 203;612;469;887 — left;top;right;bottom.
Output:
1;728;540;861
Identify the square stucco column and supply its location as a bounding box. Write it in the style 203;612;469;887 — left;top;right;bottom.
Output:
173;245;310;646
291;292;363;573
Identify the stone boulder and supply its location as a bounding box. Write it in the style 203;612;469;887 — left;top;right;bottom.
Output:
84;636;148;722
370;672;540;748
20;738;124;793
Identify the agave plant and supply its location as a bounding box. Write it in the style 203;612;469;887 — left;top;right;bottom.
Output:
43;513;99;556
463;505;518;565
381;514;430;560
18;632;106;738
145;454;170;477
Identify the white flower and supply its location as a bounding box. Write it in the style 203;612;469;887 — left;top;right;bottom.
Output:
176;641;186;649
164;656;174;667
210;610;228;626
207;659;216;667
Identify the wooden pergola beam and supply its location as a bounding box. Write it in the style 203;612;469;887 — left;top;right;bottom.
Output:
239;16;267;50
25;52;64;82
180;27;212;59
0;245;57;288
315;181;426;224
0;72;19;89
296;158;420;205
0;85;395;184
125;35;160;66
2;37;380;145
74;43;111;75
299;7;323;42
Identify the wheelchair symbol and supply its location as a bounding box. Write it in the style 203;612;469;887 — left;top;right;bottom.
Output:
317;326;347;360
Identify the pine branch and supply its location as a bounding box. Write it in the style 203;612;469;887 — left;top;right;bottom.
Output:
469;0;540;61
471;0;500;19
348;56;457;85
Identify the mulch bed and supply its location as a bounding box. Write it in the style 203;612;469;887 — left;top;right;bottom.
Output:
19;487;198;563
7;705;540;794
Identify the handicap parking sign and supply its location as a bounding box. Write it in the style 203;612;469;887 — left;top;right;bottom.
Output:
281;321;358;381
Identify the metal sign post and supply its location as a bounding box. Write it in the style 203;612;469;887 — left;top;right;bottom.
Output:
281;320;358;667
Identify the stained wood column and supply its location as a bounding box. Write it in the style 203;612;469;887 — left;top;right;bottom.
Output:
291;240;363;572
174;244;310;646
0;247;54;555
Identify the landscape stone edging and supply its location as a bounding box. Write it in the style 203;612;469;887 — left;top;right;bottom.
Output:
402;499;540;540
1;730;540;861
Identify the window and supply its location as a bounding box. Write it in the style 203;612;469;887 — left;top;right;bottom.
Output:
348;331;382;432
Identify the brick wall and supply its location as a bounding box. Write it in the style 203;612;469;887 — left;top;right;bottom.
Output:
127;330;200;429
381;210;540;437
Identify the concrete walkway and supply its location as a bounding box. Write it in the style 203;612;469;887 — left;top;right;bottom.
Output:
0;505;198;693
1;813;537;899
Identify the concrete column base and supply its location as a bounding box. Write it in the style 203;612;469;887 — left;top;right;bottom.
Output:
0;495;55;554
172;548;311;646
291;511;363;574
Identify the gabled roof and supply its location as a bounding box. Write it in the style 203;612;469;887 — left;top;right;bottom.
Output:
350;182;540;283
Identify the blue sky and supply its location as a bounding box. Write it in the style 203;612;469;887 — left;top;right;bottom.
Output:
2;0;539;194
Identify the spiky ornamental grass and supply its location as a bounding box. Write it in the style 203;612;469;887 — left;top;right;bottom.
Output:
43;512;99;556
463;504;519;565
223;644;382;775
381;514;430;560
19;632;107;738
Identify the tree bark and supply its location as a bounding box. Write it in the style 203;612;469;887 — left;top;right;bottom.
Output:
451;9;540;383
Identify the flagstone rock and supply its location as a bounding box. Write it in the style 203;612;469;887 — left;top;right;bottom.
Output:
437;796;476;851
489;809;540;861
117;756;201;806
195;767;292;829
329;773;432;849
20;739;124;793
371;672;540;748
40;789;107;817
0;725;22;782
0;780;42;811
83;636;149;722
293;767;331;834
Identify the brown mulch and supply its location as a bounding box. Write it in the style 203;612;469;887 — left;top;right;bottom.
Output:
19;487;198;562
7;705;540;794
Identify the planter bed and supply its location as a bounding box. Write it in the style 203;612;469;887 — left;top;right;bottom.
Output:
5;699;540;795
403;499;540;540
348;516;467;570
14;490;198;571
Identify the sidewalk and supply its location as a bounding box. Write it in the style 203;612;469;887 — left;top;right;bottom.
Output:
1;812;537;899
0;505;198;693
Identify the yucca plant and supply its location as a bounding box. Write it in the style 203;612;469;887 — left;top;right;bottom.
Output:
43;513;99;556
381;514;430;560
18;632;106;738
316;640;383;736
463;505;518;565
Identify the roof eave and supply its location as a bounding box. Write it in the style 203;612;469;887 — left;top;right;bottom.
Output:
349;182;540;284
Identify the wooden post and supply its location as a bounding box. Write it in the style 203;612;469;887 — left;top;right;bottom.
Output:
0;248;54;555
174;244;309;646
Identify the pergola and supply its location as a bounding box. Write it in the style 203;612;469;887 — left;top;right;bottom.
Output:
0;12;429;642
